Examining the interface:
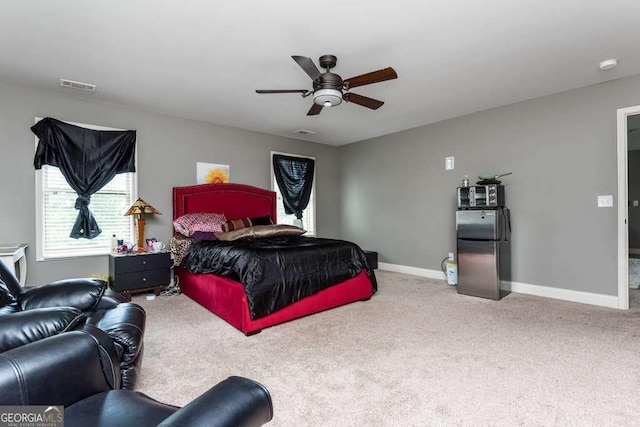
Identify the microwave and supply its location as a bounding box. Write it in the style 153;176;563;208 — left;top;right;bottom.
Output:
457;185;505;209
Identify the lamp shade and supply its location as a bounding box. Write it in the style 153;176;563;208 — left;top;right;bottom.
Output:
124;198;162;216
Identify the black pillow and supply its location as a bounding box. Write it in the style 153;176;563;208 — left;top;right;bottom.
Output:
250;215;273;226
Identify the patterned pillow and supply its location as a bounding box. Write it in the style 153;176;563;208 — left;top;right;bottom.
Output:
222;218;252;233
169;234;194;267
221;216;274;232
173;213;227;237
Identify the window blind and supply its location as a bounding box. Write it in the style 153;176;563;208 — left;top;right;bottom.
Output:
41;165;135;258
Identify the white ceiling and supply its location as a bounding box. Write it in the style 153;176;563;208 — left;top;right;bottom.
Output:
1;1;640;146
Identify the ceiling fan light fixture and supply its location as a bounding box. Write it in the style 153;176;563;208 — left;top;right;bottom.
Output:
313;88;342;107
256;54;397;115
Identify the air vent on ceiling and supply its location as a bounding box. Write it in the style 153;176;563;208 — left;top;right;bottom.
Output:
295;129;315;135
60;79;96;92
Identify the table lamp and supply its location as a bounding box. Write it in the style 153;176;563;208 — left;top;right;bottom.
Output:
124;198;162;252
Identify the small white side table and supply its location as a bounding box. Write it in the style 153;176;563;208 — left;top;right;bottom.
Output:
0;243;28;286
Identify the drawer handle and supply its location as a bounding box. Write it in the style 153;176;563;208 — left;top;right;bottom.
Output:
142;278;146;282
142;261;146;265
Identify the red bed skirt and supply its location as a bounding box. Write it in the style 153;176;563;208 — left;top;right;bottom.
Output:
176;269;374;335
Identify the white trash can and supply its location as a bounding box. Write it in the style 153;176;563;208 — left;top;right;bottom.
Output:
446;261;457;285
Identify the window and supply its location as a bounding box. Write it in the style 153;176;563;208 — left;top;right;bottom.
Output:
35;119;137;260
271;152;316;235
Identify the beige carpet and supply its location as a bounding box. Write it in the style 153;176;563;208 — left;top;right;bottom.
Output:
135;272;640;426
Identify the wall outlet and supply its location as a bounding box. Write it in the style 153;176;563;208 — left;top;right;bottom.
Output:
445;156;455;170
448;252;454;261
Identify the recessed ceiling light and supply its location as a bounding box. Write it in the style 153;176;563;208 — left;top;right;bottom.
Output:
598;59;618;71
295;130;315;135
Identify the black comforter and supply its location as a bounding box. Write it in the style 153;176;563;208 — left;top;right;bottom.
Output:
181;236;377;319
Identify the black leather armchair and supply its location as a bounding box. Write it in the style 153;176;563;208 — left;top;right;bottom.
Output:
0;331;273;427
0;260;146;389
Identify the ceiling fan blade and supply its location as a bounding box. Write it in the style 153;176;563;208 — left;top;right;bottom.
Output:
292;56;322;81
343;67;398;89
255;89;308;94
307;103;323;116
343;93;385;110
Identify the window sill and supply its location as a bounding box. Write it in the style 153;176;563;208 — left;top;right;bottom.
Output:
37;250;110;261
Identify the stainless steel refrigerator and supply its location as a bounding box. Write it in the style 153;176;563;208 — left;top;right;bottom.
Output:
456;208;511;300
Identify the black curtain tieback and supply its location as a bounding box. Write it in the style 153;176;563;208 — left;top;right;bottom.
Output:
74;195;91;209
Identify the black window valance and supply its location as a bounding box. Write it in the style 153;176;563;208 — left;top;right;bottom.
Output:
31;117;136;239
272;154;315;220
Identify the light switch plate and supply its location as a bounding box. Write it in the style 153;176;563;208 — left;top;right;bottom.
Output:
445;156;454;170
597;195;613;207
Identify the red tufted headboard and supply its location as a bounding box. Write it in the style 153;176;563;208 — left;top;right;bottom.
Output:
172;183;277;230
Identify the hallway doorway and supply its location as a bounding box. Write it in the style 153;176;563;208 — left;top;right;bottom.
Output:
618;106;640;309
627;114;640;308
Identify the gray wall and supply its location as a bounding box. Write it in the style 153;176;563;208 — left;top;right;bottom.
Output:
0;81;341;285
340;74;640;296
628;149;640;249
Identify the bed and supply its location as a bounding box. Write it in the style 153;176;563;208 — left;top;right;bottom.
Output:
172;183;376;335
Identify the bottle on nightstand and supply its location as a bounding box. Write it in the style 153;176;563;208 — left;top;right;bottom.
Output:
110;234;117;253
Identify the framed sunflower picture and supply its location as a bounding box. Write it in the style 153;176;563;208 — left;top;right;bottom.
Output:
196;162;230;184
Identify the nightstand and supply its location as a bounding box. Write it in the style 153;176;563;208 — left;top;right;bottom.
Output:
109;251;172;301
363;250;378;270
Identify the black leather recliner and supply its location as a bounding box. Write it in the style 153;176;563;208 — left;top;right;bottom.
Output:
0;330;273;427
0;260;146;389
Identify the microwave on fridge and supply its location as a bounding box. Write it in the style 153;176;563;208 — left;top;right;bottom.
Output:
457;185;505;209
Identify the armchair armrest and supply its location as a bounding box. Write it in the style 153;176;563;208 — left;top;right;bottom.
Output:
0;307;84;352
18;278;106;312
158;376;273;427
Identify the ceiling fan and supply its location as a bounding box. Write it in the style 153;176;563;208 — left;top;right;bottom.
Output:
256;54;398;116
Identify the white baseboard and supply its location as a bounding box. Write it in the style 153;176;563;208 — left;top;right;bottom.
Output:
378;262;445;280
509;281;619;309
378;262;620;309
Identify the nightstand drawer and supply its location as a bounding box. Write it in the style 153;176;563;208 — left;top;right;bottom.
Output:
111;252;171;273
111;268;171;292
